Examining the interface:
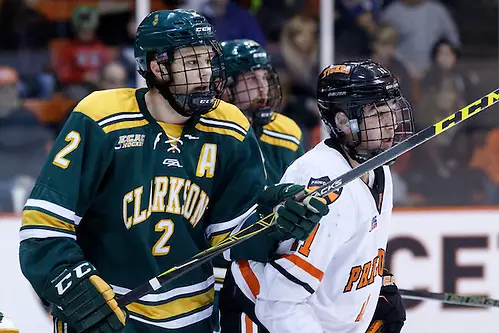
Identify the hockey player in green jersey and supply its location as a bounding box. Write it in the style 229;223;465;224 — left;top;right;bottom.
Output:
18;9;328;333
220;39;305;184
211;39;306;331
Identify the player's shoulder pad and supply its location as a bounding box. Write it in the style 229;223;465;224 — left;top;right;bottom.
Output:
196;100;251;142
261;113;302;151
306;176;343;205
73;88;149;134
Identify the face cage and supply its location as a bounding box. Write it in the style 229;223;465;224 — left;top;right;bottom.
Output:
324;96;415;162
229;66;282;126
155;39;227;117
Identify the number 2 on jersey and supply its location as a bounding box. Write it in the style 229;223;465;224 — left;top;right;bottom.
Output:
53;131;81;169
152;219;175;256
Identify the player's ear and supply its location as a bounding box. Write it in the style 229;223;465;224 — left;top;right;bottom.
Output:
335;112;351;134
150;60;170;82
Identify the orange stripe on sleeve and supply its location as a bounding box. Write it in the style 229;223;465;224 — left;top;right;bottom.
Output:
281;254;324;281
244;313;254;333
238;260;260;298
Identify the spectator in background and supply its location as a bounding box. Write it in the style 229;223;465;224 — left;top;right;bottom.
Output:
119;14;138;87
335;0;381;57
416;78;466;130
422;38;479;104
199;0;266;47
253;0;306;45
381;0;460;77
279;15;318;90
401;79;484;206
278;16;321;149
0;0;53;51
0;67;53;212
470;128;499;204
370;23;412;102
99;61;128;90
56;5;111;96
55;61;128;136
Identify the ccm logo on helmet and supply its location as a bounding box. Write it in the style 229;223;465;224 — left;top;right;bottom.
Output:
196;26;212;33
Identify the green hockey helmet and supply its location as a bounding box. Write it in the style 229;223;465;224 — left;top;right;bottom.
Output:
220;39;281;126
135;9;227;117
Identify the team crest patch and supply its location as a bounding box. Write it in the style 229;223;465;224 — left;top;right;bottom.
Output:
115;134;145;150
307;176;342;204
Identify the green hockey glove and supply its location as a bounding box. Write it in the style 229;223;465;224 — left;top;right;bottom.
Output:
43;261;127;333
258;183;329;241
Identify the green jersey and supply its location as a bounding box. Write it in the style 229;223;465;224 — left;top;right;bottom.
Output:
256;113;304;185
19;88;267;332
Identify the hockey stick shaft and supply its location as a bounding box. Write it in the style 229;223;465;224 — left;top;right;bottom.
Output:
117;88;499;307
400;289;499;308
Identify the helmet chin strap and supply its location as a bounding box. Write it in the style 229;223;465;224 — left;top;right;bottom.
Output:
155;81;215;118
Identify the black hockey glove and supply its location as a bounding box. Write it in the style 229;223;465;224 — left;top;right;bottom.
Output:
258;183;329;241
366;268;406;333
43;261;127;333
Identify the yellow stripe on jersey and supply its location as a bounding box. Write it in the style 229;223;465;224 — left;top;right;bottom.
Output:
264;113;302;142
53;318;64;333
158;122;184;139
73;88;140;123
102;119;149;133
209;231;230;247
22;210;75;233
195;123;245;142
126;288;214;320
203;100;251;132
260;133;300;151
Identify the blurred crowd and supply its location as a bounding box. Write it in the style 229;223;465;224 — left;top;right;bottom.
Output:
0;0;498;212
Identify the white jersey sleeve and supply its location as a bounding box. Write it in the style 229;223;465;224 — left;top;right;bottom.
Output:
255;149;357;333
0;311;19;333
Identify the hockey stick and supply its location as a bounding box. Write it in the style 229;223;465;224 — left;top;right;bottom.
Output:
117;88;499;307
400;289;499;308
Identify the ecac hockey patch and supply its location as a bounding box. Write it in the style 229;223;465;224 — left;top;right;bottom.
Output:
307;176;343;204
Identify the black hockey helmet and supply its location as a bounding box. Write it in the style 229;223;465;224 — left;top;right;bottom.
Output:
317;60;414;162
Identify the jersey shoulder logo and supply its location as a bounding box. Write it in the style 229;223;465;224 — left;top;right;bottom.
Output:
115;134;145;150
307;176;342;204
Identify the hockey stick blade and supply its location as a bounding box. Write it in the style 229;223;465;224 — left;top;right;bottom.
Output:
400;289;499;308
117;88;499;307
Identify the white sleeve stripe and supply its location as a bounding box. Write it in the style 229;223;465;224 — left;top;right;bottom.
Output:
274;258;323;286
20;229;76;241
213;267;227;280
110;275;215;303
129;306;212;329
24;199;82;225
98;113;144;126
205;204;258;238
198;117;248;135
262;129;301;145
269;262;316;294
